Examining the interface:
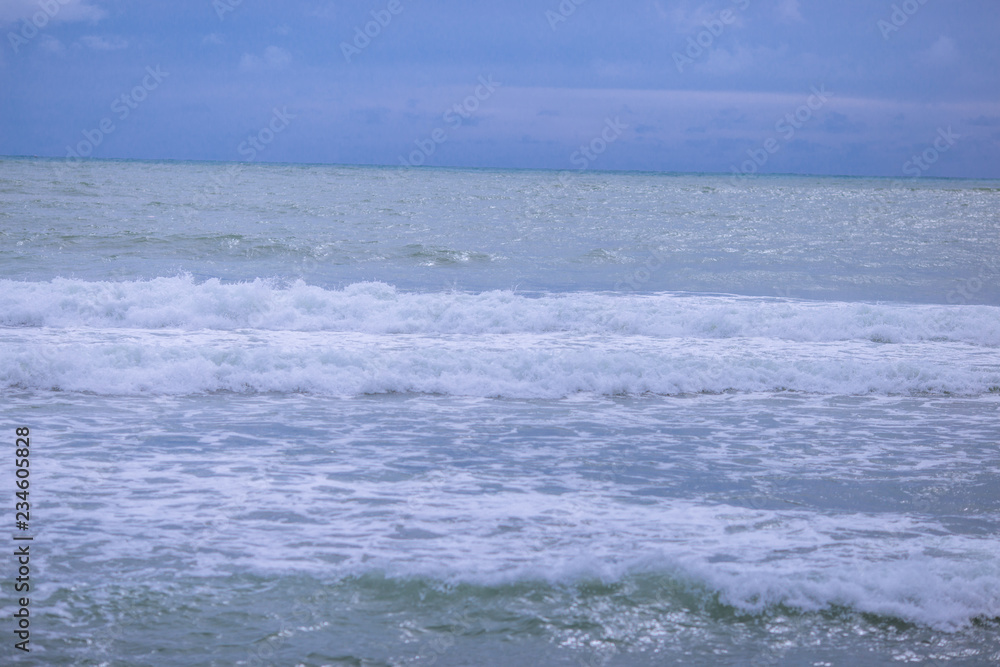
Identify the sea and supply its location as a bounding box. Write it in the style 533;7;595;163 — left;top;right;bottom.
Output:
1;156;999;666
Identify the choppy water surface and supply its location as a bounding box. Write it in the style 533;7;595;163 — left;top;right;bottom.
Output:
1;157;999;665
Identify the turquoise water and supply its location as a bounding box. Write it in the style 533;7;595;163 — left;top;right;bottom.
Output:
1;157;999;665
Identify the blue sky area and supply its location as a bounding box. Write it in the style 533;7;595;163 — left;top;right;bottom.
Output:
1;0;999;178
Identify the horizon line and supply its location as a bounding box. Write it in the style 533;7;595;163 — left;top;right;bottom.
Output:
4;153;1000;183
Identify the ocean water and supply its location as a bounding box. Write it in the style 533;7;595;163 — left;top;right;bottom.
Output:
1;156;999;666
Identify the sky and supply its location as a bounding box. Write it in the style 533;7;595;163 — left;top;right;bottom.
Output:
1;0;999;178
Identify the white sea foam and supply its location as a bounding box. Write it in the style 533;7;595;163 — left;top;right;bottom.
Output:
45;456;999;631
2;277;999;345
1;328;997;397
382;500;1000;632
2;278;998;397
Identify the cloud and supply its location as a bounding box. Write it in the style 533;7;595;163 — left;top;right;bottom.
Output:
664;2;725;34
699;44;755;75
0;0;104;24
306;3;337;20
202;33;225;46
39;34;64;54
79;35;129;51
921;36;958;66
777;0;804;22
240;46;292;72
